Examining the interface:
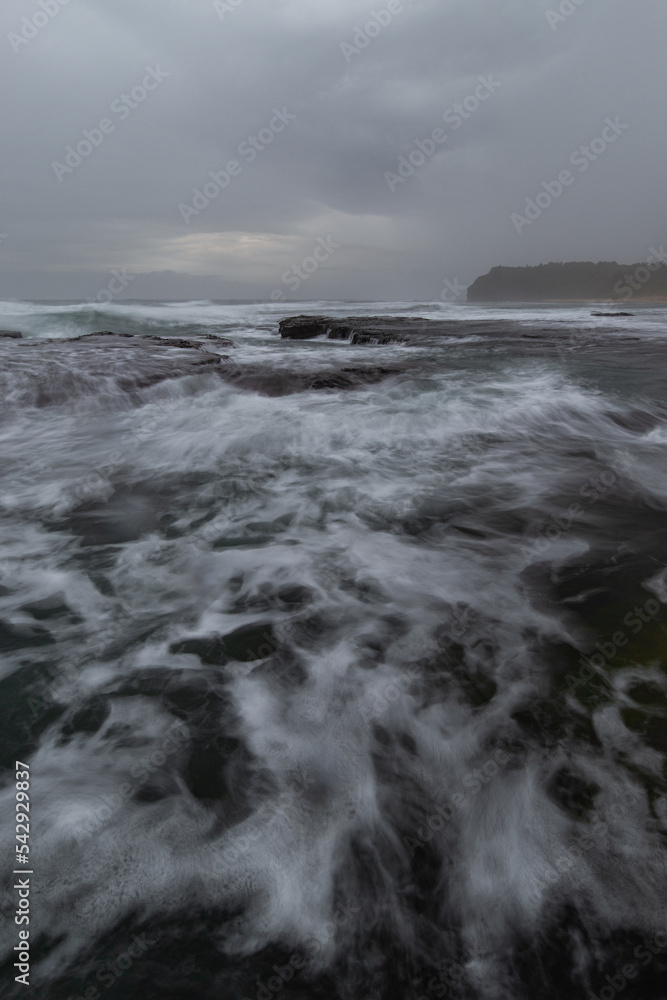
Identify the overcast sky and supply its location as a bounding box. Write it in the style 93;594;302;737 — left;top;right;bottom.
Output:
1;0;665;301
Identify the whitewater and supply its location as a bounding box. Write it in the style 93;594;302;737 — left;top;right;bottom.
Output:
0;299;665;1000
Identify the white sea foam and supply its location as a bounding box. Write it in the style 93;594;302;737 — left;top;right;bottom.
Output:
0;302;666;998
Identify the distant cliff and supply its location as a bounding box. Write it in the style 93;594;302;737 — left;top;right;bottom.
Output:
467;260;667;302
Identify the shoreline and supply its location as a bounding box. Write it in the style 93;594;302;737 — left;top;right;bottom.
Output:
466;297;667;305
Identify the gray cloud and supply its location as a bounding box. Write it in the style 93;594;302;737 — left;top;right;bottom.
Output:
1;0;665;300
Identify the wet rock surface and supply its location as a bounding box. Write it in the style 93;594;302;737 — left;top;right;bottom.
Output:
1;322;654;413
277;313;650;350
279;314;436;344
0;332;233;406
0;329;409;403
219;360;403;395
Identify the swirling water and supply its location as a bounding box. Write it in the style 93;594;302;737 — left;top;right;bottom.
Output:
0;300;666;1000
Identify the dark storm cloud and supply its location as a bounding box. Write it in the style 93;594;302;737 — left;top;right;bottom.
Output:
0;0;665;300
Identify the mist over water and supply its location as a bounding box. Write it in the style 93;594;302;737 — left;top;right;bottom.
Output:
0;301;666;1000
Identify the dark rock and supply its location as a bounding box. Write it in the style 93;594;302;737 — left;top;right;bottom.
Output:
171;623;278;665
350;329;404;345
21;592;80;622
211;535;271;549
14;334;237;407
276;584;313;608
0;663;66;770
284;612;332;648
250;649;308;686
621;707;667;752
279;314;402;342
308;366;398;390
184;735;243;801
0;619;55;652
86;331;133;337
228;582;313;613
105;667;178;699
170;635;229;667
591;312;634;317
218;361;402;396
0;330;22;338
104;667;231;727
58;491;161;545
144;336;216;350
163;682;212;713
219;622;278;661
199;333;235;347
607;409;658;433
279;314;435;345
546;766;600;820
72;331;233;350
278;315;334;339
61;696;110;739
459;670;498;708
627;682;667;710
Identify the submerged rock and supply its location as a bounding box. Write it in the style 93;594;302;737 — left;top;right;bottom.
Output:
75;331;235;349
170;635;229;666
0;329;22;338
171;623;278;665
220;361;402;395
2;333;232;407
0;619;55;652
0;662;65;769
87;330;132;337
221;622;278;661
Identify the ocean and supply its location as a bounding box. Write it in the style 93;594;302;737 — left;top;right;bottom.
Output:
0;299;666;1000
